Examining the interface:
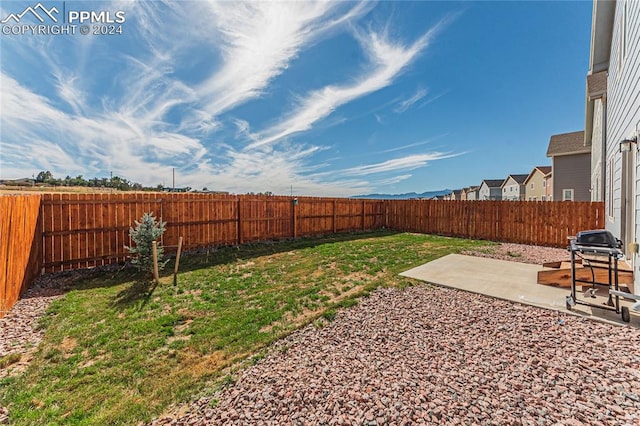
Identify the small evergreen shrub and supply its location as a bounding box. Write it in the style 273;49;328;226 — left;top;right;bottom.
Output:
126;212;168;275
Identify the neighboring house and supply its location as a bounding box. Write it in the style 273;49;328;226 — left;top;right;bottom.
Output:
450;189;463;201
501;174;529;201
478;179;504;200
466;186;479;201
524;166;552;201
544;171;553;201
546;131;591;201
460;188;468;201
589;0;640;272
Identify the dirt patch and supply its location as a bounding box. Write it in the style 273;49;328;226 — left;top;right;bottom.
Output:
60;337;78;356
179;350;230;379
167;335;192;345
329;284;366;304
175;319;193;333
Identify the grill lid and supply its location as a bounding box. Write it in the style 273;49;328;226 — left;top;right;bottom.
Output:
575;229;621;248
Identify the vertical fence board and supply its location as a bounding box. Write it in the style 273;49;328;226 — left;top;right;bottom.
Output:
0;195;42;317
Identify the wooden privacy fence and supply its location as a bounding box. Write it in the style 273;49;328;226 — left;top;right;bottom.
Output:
39;193;385;273
384;200;604;247
1;193;604;317
0;195;42;317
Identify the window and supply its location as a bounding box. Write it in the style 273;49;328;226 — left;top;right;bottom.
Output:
542;195;546;201
530;182;534;189
543;180;546;188
563;189;574;201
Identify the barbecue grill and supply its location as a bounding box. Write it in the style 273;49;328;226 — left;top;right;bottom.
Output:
566;229;631;322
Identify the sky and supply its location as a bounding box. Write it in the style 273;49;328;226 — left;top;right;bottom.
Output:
0;0;593;196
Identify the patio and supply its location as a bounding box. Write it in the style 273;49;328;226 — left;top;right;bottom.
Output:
400;254;639;327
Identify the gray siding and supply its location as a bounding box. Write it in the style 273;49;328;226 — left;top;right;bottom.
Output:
490;188;502;200
552;154;591;201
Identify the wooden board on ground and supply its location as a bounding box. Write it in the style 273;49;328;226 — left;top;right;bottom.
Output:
537;264;633;288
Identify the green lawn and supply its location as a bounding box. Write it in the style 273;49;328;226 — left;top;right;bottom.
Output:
0;231;488;425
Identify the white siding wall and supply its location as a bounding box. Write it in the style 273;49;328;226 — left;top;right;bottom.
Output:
502;182;520;201
591;99;604;201
606;0;640;292
478;184;489;200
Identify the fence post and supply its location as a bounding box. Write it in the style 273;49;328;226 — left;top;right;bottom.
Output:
173;236;183;283
237;198;243;245
362;200;366;230
333;200;337;234
292;197;298;239
152;241;160;284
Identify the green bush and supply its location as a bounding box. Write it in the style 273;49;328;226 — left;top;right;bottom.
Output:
125;212;167;275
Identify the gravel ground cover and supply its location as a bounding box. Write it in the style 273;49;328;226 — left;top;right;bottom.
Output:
150;285;640;426
0;271;81;380
461;242;571;265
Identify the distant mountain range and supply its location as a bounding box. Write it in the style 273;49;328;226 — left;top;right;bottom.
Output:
352;189;452;200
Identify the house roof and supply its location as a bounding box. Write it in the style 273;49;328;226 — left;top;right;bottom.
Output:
546;131;590;157
524;166;552;185
587;71;607;99
501;174;529;188
481;179;504;189
537;166;552;175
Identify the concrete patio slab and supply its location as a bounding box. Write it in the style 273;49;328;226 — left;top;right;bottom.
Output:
401;254;639;327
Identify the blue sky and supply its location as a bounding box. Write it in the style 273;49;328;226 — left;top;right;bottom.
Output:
0;0;592;196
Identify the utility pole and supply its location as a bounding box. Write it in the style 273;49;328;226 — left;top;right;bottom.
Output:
172;168;175;191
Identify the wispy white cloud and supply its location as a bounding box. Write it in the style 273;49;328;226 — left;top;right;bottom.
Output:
0;72;370;196
198;1;371;116
376;134;447;154
373;174;413;186
248;15;452;150
340;152;458;176
0;73;206;184
178;144;374;196
395;87;427;113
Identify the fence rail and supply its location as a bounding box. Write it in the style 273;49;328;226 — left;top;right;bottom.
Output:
0;193;604;317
